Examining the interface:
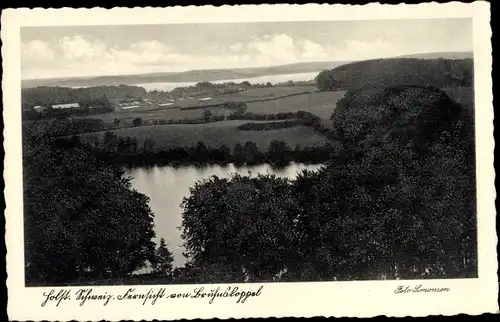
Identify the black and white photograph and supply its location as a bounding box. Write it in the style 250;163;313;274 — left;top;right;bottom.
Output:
3;3;496;320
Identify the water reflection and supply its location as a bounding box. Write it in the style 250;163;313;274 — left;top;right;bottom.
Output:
136;72;319;92
126;162;323;267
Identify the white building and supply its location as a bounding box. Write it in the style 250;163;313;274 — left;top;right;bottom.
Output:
33;105;47;112
52;103;80;109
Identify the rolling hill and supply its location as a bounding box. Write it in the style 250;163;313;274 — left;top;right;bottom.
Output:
395;51;473;60
327;57;473;89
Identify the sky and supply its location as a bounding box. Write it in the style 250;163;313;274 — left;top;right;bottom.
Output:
21;19;472;79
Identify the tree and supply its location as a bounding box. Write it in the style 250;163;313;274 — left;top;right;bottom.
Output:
152;238;174;277
113;118;121;127
23;137;156;285
203;109;213;122
236;102;247;115
217;145;231;163
193;141;209;161
101;131;119;153
316;69;336;91
132;117;143;127
242;141;261;165
180;174;301;282
233;143;244;165
268;140;291;165
142;138;156;154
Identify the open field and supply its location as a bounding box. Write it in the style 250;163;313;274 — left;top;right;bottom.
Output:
246;90;345;119
97;106;230;126
75;87;346;127
78;120;331;151
216;85;315;100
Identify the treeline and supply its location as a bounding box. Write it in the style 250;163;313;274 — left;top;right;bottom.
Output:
180;101;248;111
316;58;473;91
227;110;319;123
23;117;107;137
22;104;113;121
22;84;147;107
237;120;300;131
55;133;336;167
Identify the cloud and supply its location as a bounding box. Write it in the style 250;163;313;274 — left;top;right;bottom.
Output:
247;34;298;63
21;40;55;65
229;42;244;53
59;36;107;63
299;40;328;59
23;33;402;79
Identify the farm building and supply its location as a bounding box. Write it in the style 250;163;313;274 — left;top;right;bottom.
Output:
52;103;80;109
33;105;47;112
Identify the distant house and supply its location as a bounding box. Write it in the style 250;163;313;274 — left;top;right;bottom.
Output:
33;105;47;112
122;105;139;110
52;103;80;109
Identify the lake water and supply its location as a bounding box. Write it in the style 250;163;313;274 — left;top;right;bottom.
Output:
136;72;319;92
126;162;324;268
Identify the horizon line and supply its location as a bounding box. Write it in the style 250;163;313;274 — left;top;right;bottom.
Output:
21;50;473;82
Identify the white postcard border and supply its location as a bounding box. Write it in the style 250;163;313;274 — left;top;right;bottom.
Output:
3;2;497;320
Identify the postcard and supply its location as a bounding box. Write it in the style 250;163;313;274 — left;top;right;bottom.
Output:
2;2;497;320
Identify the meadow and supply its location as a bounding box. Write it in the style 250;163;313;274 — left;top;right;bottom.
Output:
215;85;315;100
245;90;345;119
78;120;331;151
97;106;230;125
78;86;345;128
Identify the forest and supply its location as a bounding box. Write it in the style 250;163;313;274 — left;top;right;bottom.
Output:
316;58;473;90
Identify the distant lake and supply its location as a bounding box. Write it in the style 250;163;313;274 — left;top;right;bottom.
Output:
126;162;324;268
136;72;319;92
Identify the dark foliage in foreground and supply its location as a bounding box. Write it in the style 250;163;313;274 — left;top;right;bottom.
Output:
177;85;476;283
23;135;156;285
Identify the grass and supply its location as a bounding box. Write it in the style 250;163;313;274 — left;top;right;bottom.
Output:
216;85;315;100
75;86;346;128
78;120;331;151
246;90;346;120
95;107;230;126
